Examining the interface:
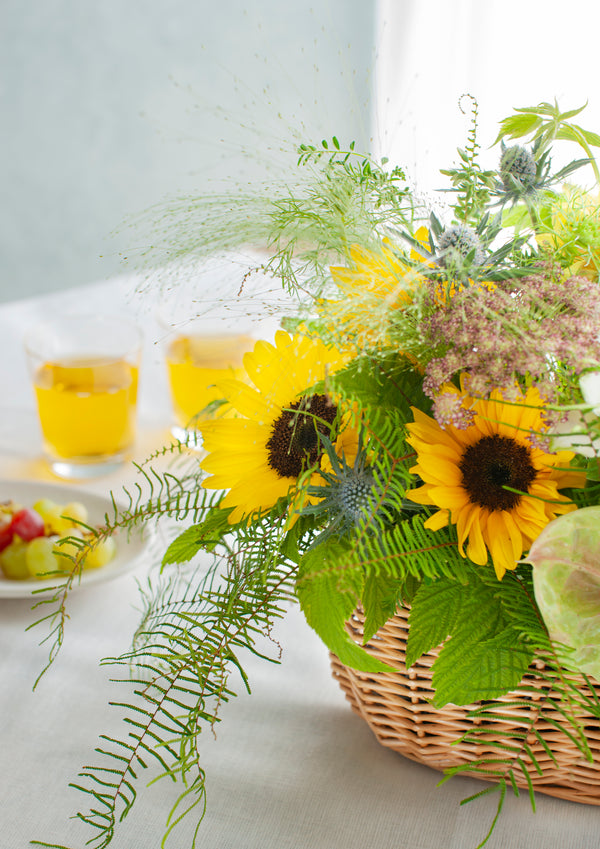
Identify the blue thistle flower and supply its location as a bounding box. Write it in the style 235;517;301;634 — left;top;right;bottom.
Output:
437;224;485;269
499;144;537;192
300;432;397;542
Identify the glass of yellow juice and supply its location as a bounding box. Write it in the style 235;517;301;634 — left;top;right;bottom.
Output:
164;330;254;447
24;315;142;478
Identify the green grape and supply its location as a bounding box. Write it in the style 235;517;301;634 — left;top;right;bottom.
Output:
83;536;117;570
0;539;29;580
53;530;84;567
26;536;62;579
33;499;89;535
52;501;89;535
0;495;113;580
32;498;64;533
61;501;89;528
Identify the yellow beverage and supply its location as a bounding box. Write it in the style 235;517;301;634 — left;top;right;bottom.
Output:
33;358;139;459
166;334;253;429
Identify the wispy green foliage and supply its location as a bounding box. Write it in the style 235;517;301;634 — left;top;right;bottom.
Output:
29;454;219;688
33;511;299;849
440;94;497;223
130;136;414;310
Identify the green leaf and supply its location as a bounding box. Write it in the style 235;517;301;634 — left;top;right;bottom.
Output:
406;579;462;667
332;354;432;419
553;103;588;121
362;571;403;643
162;508;232;565
432;627;533;708
407;571;535;706
500;204;531;230
162;525;206;565
492;113;542;145
296;544;395;673
574;126;600;147
279;514;317;564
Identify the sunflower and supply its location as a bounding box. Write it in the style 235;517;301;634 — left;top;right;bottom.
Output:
200;330;357;524
405;379;586;579
321;239;422;351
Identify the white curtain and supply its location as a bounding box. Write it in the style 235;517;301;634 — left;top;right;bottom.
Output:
373;0;600;195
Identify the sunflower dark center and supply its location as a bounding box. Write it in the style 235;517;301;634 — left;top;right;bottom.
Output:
459;433;537;511
266;394;338;479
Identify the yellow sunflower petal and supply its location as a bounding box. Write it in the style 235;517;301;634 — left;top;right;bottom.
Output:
405;484;435;506
413;454;463;487
220;473;293;514
456;502;478;554
201;450;267;477
427;485;470;511
424;510;450;531
201;419;269;453
215;378;276;422
464;509;488;565
486;512;520;579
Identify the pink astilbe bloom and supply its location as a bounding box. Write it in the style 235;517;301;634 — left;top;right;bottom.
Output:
421;267;600;424
432;388;475;429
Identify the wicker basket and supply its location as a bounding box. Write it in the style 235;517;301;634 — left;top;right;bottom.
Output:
330;606;600;805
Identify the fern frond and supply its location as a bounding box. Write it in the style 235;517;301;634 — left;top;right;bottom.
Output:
32;538;298;849
28;462;223;687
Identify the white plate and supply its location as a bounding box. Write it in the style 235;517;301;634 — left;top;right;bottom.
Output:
0;479;152;598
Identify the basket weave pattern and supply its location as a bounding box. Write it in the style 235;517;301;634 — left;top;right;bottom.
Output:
330;606;600;805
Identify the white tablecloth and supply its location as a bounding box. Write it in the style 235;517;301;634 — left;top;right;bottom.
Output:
1;275;598;849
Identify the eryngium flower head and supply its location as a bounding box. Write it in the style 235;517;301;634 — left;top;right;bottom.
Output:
500;144;537;192
437;224;485;269
301;433;396;540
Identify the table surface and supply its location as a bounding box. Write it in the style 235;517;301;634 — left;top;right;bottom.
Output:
1;269;598;849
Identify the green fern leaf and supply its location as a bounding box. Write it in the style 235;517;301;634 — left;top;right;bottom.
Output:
361;571;404;643
162;510;230;565
296;544;394;673
432;626;533;707
406;579;463;667
407;572;534;707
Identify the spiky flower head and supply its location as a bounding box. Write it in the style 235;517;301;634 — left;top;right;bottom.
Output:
301;433;393;540
437;224;485;270
499;144;537;192
334;466;377;524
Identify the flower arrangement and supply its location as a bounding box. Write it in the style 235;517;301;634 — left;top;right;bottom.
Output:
34;99;600;848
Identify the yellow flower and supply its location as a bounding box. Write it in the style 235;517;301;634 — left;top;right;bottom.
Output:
409;225;435;266
200;330;357;524
322;239;422;351
405;379;585;579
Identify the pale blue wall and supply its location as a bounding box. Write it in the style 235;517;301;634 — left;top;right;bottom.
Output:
0;0;375;302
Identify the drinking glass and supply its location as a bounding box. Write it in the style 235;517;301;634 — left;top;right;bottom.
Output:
24;314;142;478
161;315;254;447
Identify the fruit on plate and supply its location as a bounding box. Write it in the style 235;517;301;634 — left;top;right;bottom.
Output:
0;497;117;581
0;539;29;580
